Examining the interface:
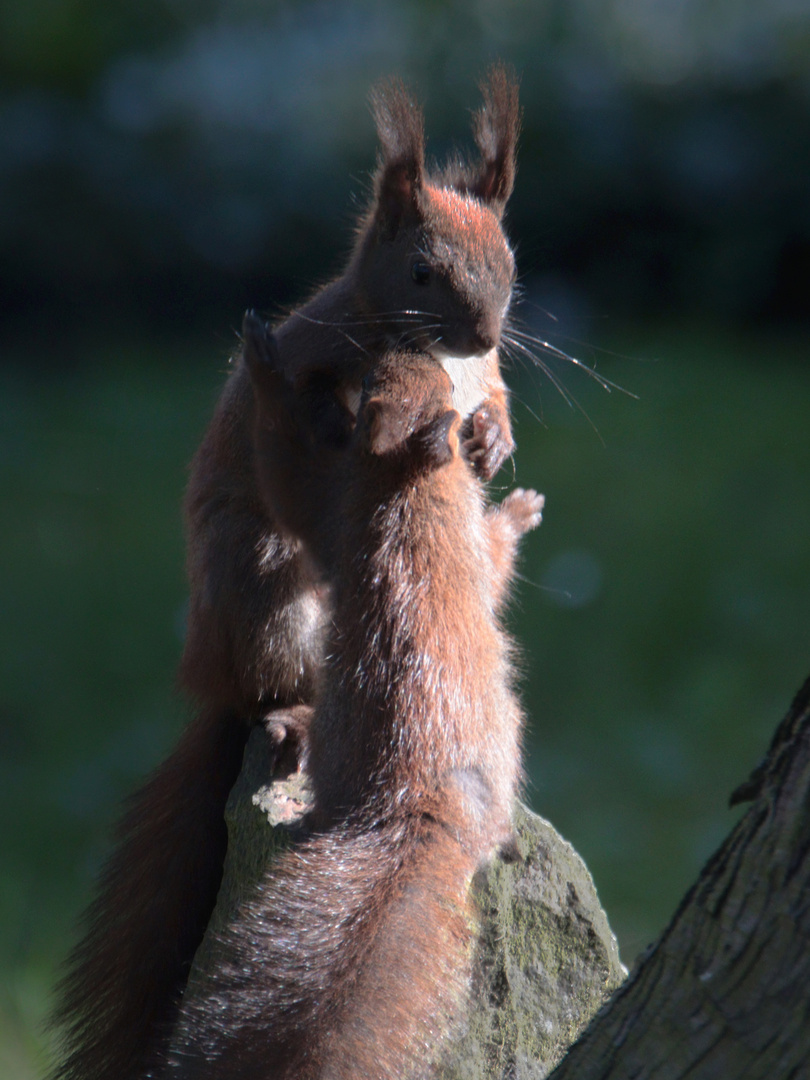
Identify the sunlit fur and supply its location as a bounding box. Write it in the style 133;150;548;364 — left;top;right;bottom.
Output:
160;341;542;1079
50;66;522;1080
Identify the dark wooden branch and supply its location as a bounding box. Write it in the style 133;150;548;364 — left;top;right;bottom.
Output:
548;673;810;1079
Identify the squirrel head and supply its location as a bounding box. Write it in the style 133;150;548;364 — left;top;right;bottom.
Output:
244;310;354;451
353;65;520;361
361;352;461;473
243;315;457;472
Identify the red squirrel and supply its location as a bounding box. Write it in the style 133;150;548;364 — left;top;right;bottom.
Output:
51;67;522;1080
159;322;543;1079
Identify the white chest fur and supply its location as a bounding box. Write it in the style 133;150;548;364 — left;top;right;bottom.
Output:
335;349;492;422
438;352;490;419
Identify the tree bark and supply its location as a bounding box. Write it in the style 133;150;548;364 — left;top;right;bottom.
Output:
548;673;810;1079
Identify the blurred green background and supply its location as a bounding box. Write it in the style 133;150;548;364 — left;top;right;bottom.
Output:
1;1;809;1075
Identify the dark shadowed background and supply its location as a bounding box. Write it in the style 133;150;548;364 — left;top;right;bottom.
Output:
2;1;809;1074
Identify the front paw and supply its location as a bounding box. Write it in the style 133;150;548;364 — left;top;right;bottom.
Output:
463;405;515;481
499;488;544;536
263;704;313;778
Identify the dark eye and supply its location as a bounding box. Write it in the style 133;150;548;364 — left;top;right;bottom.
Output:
411;262;431;285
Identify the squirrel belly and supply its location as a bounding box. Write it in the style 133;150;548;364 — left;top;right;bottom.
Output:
160;338;542;1079
50;66;523;1080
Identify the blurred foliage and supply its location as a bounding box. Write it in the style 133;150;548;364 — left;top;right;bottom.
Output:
1;1;810;1076
0;339;212;1077
1;0;809;350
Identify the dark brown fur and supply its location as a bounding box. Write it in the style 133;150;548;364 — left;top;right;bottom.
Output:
51;65;522;1080
161;337;542;1078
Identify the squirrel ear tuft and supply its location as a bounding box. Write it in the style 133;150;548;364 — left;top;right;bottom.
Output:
468;63;521;217
370;79;425;237
242;310;284;398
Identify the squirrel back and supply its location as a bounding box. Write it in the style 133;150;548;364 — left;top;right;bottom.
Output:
161;327;542;1078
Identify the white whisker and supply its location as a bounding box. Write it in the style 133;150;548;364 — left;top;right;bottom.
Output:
290;309;441;327
506;327;637;398
501;338;605;444
503;339;578;412
505;385;546;427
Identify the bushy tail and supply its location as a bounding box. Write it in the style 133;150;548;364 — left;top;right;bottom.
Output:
50;707;249;1080
162;782;486;1080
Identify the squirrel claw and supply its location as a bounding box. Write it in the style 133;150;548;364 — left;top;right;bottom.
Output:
262;704;314;779
464;406;514;481
499;488;544;535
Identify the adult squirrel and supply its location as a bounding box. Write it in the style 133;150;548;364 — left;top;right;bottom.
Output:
160;320;543;1079
51;66;521;1080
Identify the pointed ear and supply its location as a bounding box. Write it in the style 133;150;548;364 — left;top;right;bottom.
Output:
364;396;409;456
409;409;460;469
242;310;284;401
468;63;521;217
370;79;425;238
365;400;460;469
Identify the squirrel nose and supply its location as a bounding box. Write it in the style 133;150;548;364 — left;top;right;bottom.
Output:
472;320;499;353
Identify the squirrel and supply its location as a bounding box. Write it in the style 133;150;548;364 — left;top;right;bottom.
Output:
159;321;543;1079
51;66;522;1080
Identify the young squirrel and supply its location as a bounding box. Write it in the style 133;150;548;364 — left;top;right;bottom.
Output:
51;66;521;1080
160;323;543;1079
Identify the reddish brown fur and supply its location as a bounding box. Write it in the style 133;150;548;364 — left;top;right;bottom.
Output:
51;65;522;1080
51;708;248;1080
161;343;541;1079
